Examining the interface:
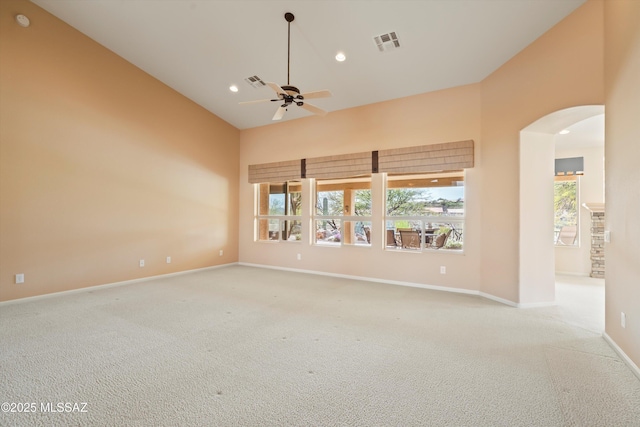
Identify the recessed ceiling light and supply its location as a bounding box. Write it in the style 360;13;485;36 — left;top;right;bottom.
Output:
229;85;239;93
16;14;30;27
335;52;346;62
559;129;570;135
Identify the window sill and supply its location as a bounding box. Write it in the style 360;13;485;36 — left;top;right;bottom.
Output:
314;243;372;248
385;247;465;255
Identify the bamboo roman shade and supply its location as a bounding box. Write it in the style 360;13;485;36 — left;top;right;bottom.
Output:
248;140;474;183
305;151;372;180
378;140;474;174
248;160;301;184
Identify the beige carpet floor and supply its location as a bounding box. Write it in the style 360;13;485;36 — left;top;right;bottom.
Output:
1;265;639;426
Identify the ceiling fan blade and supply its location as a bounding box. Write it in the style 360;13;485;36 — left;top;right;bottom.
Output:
267;82;286;96
272;105;287;121
299;102;327;117
300;90;332;100
239;99;276;105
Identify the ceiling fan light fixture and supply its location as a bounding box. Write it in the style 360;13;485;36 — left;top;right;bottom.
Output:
239;11;331;121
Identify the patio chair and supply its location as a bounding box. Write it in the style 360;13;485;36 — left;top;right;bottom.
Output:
431;229;452;249
386;229;398;247
556;225;577;245
399;229;421;249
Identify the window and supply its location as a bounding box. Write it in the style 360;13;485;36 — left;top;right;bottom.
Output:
385;173;464;251
314;179;372;246
256;182;302;242
554;176;579;246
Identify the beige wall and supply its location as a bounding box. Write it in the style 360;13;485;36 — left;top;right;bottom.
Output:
480;0;604;301
240;84;484;293
240;0;605;303
604;0;640;369
0;0;240;301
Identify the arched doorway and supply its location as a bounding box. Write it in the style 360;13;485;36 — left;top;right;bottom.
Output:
519;105;605;308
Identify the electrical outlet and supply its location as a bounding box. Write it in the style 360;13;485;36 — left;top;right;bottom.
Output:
297;253;301;261
166;256;171;264
621;312;626;329
139;259;145;267
219;250;224;257
15;273;24;284
440;266;446;274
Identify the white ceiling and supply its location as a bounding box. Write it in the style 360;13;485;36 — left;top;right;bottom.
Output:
524;105;605;150
30;0;586;130
556;114;605;150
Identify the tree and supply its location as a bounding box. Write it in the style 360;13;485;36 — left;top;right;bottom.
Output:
288;191;302;215
429;197;463;210
286;191;302;239
386;188;427;216
554;181;577;227
354;190;372;216
269;194;285;215
316;191;342;231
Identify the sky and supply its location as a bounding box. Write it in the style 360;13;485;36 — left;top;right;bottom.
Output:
428;186;464;201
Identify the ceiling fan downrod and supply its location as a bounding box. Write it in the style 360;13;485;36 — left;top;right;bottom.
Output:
285;12;294;86
239;11;330;121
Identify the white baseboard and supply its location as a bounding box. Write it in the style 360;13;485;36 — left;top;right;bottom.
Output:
555;271;590;277
0;263;238;306
4;262;548;311
478;292;555;308
240;261;493;298
240;263;569;309
517;301;557;309
478;291;518;307
603;332;640;380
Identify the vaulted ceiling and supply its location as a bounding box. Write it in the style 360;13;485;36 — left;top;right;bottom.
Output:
31;0;586;130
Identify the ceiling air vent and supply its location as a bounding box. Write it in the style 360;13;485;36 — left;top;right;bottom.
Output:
373;32;400;52
244;75;266;89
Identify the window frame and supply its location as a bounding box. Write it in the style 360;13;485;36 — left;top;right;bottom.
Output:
255;181;303;243
384;172;465;252
313;177;372;247
553;175;580;247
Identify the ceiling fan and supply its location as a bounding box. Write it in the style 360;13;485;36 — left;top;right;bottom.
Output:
240;12;332;121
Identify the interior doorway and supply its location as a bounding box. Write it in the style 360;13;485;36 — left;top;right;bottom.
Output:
519;106;605;330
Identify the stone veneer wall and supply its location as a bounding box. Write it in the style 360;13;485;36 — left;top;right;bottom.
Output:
590;211;605;278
